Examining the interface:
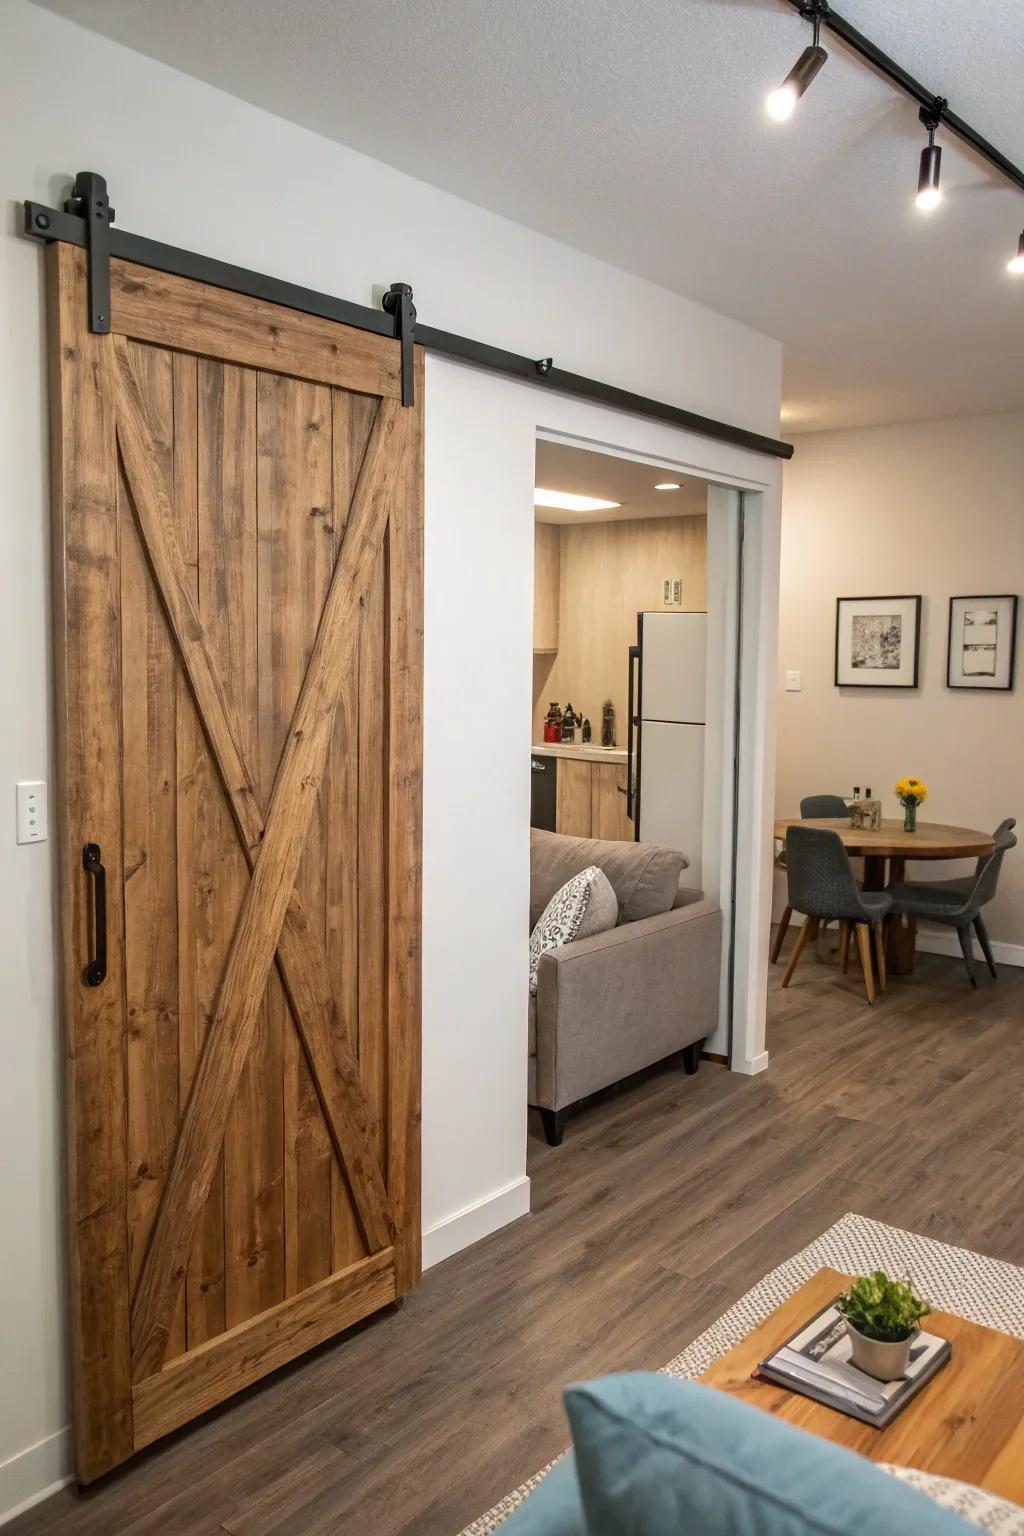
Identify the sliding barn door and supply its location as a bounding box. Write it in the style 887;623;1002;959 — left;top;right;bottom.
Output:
48;244;422;1483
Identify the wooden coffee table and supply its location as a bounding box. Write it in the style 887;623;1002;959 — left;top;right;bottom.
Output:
701;1268;1024;1504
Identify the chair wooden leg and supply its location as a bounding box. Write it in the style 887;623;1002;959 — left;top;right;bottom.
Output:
770;906;793;964
837;920;851;974
873;922;887;993
974;914;998;979
855;923;876;1005
956;925;978;989
781;917;818;988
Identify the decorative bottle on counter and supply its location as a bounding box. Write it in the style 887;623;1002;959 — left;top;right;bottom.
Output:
561;703;581;743
601;700;615;748
581;717;591;743
543;702;563;744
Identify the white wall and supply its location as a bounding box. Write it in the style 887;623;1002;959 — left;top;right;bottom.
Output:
776;412;1024;957
0;0;782;1518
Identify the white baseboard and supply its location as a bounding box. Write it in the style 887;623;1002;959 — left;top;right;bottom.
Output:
775;910;1024;969
915;929;1024;967
0;1427;72;1528
733;1050;770;1076
421;1175;531;1270
420;1173;534;1271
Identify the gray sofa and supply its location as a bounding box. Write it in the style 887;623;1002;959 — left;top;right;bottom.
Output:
529;829;723;1144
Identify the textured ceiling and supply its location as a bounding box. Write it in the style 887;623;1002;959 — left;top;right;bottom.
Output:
31;0;1024;430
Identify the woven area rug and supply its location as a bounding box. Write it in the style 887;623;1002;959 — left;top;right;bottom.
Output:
458;1213;1024;1535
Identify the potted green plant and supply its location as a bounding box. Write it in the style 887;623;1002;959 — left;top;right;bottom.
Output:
836;1270;931;1381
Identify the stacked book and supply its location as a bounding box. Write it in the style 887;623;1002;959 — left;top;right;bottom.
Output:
757;1298;951;1428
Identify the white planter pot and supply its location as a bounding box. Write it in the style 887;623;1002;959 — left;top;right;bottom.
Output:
846;1322;915;1381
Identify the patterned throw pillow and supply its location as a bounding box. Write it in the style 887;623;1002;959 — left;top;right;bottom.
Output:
528;866;617;995
881;1467;1024;1534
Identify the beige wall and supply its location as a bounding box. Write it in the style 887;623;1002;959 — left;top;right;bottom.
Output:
776;412;1024;950
532;514;707;743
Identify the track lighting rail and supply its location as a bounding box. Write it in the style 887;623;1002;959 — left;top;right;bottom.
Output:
783;0;1024;196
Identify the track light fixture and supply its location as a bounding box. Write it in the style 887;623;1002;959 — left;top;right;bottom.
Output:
769;2;1024;280
916;101;946;212
766;4;828;122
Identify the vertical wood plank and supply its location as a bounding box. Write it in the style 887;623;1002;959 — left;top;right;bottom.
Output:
168;351;198;1357
387;349;425;1294
328;391;378;1272
258;372;335;1298
119;342;185;1368
358;547;387;1168
48;243;134;1480
198;360;286;1332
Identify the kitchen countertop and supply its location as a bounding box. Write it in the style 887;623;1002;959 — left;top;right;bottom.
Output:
531;742;628;765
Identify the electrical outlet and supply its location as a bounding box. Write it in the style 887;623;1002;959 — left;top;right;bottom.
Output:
672;577;682;606
16;781;48;844
662;577;672;605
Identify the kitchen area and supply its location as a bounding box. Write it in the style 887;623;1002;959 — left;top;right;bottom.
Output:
530;438;710;885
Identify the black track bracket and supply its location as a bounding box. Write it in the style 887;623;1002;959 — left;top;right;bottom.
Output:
382;282;416;407
59;171;115;333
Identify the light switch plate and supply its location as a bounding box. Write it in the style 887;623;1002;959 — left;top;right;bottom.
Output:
785;670;802;692
16;781;48;844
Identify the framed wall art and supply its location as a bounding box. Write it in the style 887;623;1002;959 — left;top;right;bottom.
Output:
835;595;922;688
947;594;1018;690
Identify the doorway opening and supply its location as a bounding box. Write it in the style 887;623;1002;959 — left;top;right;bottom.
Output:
526;434;743;1144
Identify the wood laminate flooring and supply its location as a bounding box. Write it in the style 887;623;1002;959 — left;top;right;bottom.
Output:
14;939;1024;1536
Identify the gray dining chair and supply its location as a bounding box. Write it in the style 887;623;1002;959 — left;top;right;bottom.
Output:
770;794;850;963
781;825;892;1004
888;823;1017;987
799;794;850;819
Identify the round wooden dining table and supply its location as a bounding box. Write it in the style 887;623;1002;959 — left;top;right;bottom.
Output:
772;817;994;974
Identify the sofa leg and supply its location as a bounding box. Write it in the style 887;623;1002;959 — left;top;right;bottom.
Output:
539;1107;569;1146
681;1039;706;1076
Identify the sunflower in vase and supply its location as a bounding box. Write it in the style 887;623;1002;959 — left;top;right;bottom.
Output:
895;776;928;834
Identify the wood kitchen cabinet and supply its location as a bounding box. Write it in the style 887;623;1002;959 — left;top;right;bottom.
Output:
555;757;592;837
533;522;560;652
591;762;633;842
554;758;634;842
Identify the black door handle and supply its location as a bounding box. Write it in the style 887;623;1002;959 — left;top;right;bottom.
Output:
626;644;640;820
82;843;107;987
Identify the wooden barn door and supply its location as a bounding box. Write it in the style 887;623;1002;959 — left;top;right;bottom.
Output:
48;243;422;1483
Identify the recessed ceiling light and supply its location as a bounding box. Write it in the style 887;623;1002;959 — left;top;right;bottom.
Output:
654;482;681;491
533;488;621;512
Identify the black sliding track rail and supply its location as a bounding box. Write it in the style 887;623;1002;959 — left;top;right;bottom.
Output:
783;0;1024;195
22;182;793;462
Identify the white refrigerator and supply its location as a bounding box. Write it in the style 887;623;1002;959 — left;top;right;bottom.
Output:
627;611;706;886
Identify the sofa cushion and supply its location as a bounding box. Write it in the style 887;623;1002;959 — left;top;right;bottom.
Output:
529;866;618;996
530;829;687;928
564;1373;971;1536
